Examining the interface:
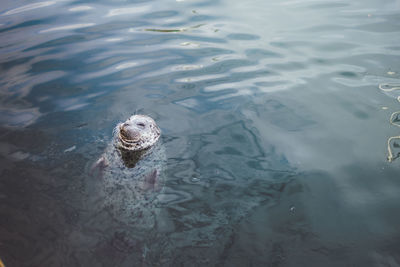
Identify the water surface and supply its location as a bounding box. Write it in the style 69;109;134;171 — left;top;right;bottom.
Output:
1;0;400;266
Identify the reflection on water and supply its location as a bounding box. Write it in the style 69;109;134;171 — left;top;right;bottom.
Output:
1;2;56;16
1;0;400;266
379;83;400;161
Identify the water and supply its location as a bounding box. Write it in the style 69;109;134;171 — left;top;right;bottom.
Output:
1;0;400;266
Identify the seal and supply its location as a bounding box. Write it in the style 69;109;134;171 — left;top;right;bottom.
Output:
64;115;167;264
88;114;166;229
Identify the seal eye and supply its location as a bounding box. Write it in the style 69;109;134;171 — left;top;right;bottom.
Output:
137;122;145;128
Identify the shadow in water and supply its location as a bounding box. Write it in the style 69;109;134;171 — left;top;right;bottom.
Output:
214;163;400;267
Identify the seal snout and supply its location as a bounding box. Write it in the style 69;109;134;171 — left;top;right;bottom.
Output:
120;123;141;142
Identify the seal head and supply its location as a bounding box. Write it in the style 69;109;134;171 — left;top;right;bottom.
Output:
114;115;161;168
116;114;161;152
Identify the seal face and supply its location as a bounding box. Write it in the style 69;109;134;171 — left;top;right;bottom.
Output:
115;114;161;152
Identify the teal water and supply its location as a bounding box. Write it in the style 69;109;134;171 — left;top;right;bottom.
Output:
1;0;400;266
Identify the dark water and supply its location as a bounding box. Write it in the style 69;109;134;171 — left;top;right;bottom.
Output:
1;0;400;266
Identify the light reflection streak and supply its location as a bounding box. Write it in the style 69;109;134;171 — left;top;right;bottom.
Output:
1;1;55;16
115;62;137;70
69;6;93;12
105;38;123;42
39;23;95;33
105;6;150;17
0;108;41;127
175;74;227;82
74;60;150;82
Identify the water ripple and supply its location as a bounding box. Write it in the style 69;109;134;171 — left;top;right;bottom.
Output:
1;0;400;265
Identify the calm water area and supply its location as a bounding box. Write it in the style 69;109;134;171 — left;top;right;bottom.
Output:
1;0;400;266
